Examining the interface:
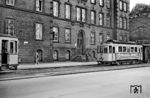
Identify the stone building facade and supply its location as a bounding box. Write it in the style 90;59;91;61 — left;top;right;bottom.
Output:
51;0;130;61
0;0;130;63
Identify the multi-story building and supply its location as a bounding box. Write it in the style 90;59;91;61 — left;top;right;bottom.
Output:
52;0;130;61
0;0;130;63
113;0;130;42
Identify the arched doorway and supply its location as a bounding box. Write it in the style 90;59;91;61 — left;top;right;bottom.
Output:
66;50;71;60
92;51;96;58
77;30;85;55
36;49;43;62
53;50;59;61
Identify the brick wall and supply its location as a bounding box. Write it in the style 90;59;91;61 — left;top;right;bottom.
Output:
0;0;53;63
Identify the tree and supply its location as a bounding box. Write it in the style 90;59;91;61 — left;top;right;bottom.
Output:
130;3;150;18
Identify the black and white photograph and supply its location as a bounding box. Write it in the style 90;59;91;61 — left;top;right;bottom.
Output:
0;0;150;98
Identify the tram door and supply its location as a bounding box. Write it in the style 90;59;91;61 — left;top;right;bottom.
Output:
2;40;8;65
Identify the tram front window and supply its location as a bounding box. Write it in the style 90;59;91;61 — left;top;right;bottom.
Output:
10;42;14;54
15;41;17;53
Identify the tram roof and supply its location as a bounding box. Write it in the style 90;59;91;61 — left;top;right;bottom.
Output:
0;34;18;38
105;40;136;45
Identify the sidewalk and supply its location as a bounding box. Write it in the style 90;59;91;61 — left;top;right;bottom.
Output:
0;63;149;81
18;62;97;70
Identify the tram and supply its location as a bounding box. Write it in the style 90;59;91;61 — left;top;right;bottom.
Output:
0;34;19;70
97;40;143;65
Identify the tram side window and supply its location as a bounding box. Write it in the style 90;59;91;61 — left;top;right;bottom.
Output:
131;47;134;52
123;47;126;52
104;47;108;53
109;46;112;53
10;42;14;54
127;47;130;53
118;46;122;52
113;47;115;53
135;47;137;52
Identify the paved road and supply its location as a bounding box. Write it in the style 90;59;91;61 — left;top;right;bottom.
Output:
0;67;150;98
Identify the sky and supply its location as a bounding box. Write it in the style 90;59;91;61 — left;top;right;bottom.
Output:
130;0;150;11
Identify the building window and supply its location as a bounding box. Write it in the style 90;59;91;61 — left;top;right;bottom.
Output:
106;14;111;27
91;11;96;24
5;19;15;36
81;9;86;22
36;0;43;12
53;50;58;61
124;35;127;42
77;7;81;21
53;1;59;17
119;1;123;11
99;13;103;26
106;33;110;41
35;23;43;40
76;7;86;22
65;4;71;19
52;27;59;42
90;32;95;45
123;18;127;29
91;0;96;4
119;17;123;28
99;33;103;43
5;0;15;6
123;2;127;12
119;35;123;41
65;29;71;43
106;0;110;8
99;0;104;6
65;50;71;60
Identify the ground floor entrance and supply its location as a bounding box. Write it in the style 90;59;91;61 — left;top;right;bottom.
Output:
77;30;85;55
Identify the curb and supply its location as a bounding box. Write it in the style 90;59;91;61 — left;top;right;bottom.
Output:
18;63;97;70
18;64;98;70
0;64;149;81
0;64;98;74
